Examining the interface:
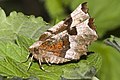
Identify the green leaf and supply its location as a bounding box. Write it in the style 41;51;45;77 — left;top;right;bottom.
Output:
61;63;97;80
0;41;28;62
89;41;120;80
104;35;120;52
16;35;35;51
0;8;50;41
0;56;29;78
0;41;30;78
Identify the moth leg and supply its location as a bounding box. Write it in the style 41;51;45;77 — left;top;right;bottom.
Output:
38;59;50;72
45;58;51;66
27;55;34;71
38;58;45;71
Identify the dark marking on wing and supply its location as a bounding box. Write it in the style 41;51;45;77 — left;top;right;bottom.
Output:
47;25;67;34
64;15;72;27
64;15;77;35
81;2;88;14
67;26;77;35
88;18;96;30
39;33;52;41
46;15;73;35
59;35;70;57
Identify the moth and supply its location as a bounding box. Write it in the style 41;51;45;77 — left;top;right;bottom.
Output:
28;2;98;70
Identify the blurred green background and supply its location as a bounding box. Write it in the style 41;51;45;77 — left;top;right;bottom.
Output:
0;0;120;80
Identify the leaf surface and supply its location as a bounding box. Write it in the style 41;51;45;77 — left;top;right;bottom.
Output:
0;8;50;41
89;41;120;80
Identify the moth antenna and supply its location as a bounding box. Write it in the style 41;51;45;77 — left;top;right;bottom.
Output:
27;55;34;71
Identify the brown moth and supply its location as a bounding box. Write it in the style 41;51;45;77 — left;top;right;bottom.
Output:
28;2;98;70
